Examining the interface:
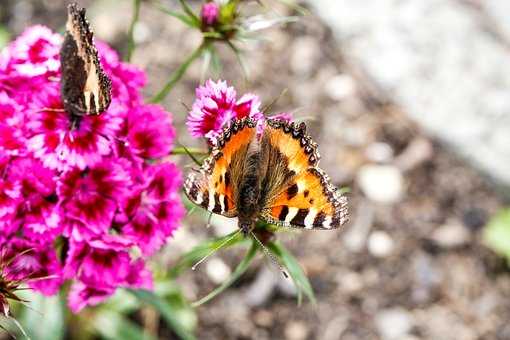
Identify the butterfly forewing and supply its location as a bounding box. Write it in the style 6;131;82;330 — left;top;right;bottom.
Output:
184;118;258;217
60;3;112;116
260;119;348;229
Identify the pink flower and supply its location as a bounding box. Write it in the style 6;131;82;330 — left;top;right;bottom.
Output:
122;163;185;256
64;236;133;287
8;158;60;242
201;2;220;26
187;79;262;140
68;282;115;313
1;25;183;312
26;83;122;171
0;25;61;78
0;92;26;156
123;105;176;160
58;161;131;235
3;238;62;295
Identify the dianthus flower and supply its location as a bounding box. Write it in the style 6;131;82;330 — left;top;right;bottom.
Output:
187;79;294;140
187;79;262;140
0;26;184;312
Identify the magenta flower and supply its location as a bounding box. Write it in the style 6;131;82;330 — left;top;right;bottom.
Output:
58;161;131;235
0;25;61;78
187;79;262;140
122;163;185;256
201;2;220;26
3;238;62;296
123;104;176;160
27;83;122;171
0;25;183;312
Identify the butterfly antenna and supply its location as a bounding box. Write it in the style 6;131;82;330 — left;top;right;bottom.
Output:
262;88;288;115
205;212;213;228
250;231;288;279
191;230;242;271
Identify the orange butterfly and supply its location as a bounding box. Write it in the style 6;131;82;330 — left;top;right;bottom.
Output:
184;117;349;235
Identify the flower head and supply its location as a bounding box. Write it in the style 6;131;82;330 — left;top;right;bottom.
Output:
187;79;262;140
0;25;183;312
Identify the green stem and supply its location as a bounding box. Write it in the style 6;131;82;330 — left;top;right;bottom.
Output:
171;147;208;156
126;0;142;62
150;42;208;103
191;240;258;307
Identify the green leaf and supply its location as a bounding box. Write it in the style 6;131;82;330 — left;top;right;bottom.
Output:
178;0;201;27
129;289;196;340
93;309;156;340
484;208;510;260
0;27;10;49
267;241;316;305
152;2;199;28
168;230;245;278
18;291;65;340
150;42;208;103
192;239;258;307
155;282;197;333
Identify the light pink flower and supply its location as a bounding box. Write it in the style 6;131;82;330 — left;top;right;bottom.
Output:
187;79;262;140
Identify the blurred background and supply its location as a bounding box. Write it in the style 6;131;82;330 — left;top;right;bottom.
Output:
1;0;510;339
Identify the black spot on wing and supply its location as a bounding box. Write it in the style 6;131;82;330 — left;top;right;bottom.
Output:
291;208;309;226
224;171;231;187
279;206;289;221
303;190;309;198
212;193;222;213
314;211;326;227
287;183;299;200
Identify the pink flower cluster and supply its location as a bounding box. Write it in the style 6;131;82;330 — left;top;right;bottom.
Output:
0;26;184;312
187;79;291;140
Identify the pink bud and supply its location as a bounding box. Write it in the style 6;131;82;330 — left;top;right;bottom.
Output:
201;2;219;26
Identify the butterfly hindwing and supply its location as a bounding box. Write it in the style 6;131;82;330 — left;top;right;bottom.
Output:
184;118;257;217
60;3;112;116
260;119;348;229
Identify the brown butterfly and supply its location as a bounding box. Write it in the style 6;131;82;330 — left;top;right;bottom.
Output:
184;117;349;235
60;3;112;116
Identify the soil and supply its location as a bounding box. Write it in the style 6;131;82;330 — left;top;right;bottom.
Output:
2;1;509;339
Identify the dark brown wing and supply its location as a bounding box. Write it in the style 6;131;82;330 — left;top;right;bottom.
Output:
184;118;258;217
260;119;348;229
60;3;112;116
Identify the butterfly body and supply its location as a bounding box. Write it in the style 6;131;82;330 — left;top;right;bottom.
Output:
60;3;112;117
185;118;349;235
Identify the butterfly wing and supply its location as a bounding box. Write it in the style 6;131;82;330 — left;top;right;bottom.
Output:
60;3;112;116
184;118;257;217
260;119;348;229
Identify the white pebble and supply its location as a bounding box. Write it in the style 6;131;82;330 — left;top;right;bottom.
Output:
324;74;357;100
205;258;231;285
368;231;395;258
375;308;413;340
357;165;404;204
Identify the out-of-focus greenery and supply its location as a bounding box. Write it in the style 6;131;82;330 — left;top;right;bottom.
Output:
0;26;10;49
484;208;510;261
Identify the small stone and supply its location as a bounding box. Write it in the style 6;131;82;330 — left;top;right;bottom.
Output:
394;137;433;172
245;267;277;307
285;321;309;340
253;309;274;328
357;165;404;204
205;258;231;285
365;142;394;163
337;271;363;293
430;221;470;248
375;308;413;340
368;231;394;258
324;74;357;100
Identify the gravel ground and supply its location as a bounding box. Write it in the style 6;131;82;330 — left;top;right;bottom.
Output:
2;1;509;339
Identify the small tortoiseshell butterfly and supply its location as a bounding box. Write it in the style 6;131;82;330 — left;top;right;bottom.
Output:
185;117;349;234
60;3;112;116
